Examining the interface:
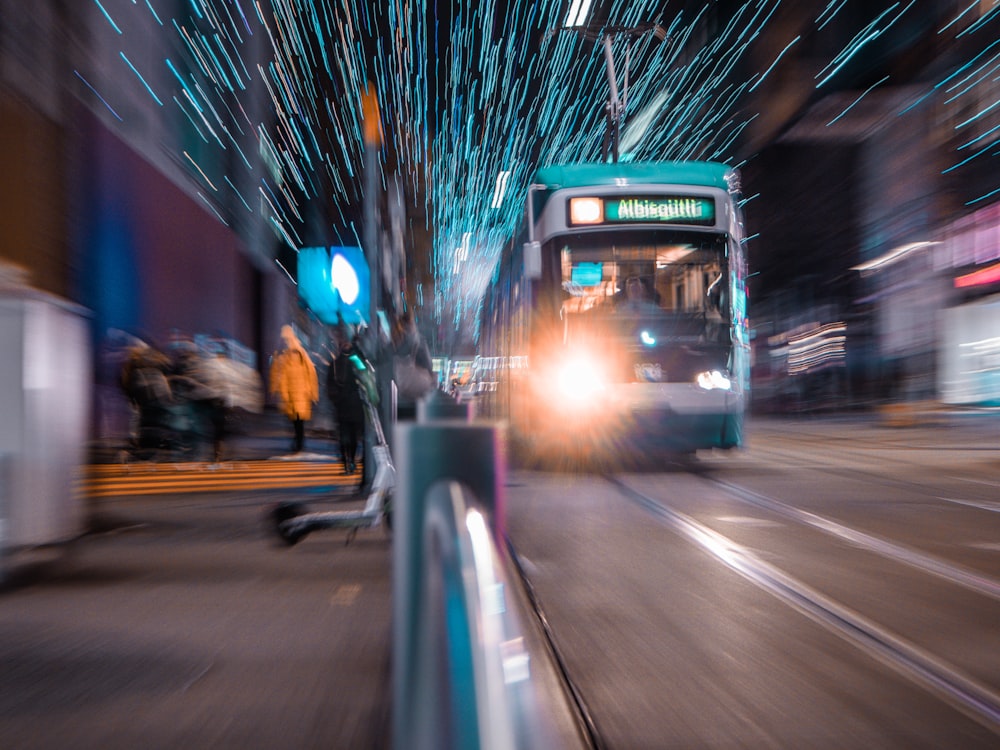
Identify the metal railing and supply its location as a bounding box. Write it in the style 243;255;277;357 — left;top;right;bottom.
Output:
393;395;590;749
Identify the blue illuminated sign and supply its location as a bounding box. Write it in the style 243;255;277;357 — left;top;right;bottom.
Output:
296;245;370;325
572;262;603;286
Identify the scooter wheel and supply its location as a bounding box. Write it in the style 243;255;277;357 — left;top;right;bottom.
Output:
381;492;392;534
269;501;307;546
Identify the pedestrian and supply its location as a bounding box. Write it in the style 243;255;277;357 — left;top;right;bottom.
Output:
269;324;319;454
328;325;367;475
120;341;176;457
167;340;219;459
391;312;435;406
192;347;238;462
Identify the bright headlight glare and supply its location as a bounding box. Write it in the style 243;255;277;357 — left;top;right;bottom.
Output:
696;369;732;391
548;354;607;406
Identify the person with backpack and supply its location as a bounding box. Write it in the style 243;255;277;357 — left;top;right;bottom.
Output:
327;325;369;475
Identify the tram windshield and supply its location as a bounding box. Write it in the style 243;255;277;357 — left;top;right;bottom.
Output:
557;230;730;342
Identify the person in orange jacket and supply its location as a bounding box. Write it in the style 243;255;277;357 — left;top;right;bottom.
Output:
269;325;319;453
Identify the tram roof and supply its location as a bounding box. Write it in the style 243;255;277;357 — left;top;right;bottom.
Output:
533;161;734;192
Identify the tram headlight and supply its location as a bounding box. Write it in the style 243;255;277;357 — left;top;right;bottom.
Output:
695;369;732;391
553;355;607;407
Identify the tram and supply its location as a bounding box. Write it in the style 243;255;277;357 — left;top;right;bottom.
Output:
475;160;750;461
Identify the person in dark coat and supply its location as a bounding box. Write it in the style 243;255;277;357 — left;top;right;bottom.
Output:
327;326;367;475
167;343;219;459
120;342;176;457
391;312;435;415
392;312;434;376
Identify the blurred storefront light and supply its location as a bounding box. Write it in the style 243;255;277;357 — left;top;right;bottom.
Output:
851;241;939;273
955;261;1000;288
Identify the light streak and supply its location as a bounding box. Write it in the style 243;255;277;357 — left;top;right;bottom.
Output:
184;151;218;190
197;191;229;225
165;58;203;112
958;121;1000;150
942;53;1000;102
145;0;163;26
851;241;939;272
816;0;848;31
225;176;254;212
815;3;906;88
564;0;593;28
955;260;1000;286
938;0;979;35
956;2;1000;38
93;0;123;34
954;97;1000;131
74;70;123;121
749;36;800;93
274;257;295;283
119;51;164;105
942;140;995;173
76;0;999;340
967;185;1000;207
827;75;889;126
491;170;510;209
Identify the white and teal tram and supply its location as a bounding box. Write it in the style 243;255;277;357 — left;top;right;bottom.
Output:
476;160;750;461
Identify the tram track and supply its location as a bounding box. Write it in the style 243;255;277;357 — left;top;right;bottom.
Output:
723;437;1000;534
505;538;608;750
711;435;1000;583
704;476;1000;602
608;474;1000;736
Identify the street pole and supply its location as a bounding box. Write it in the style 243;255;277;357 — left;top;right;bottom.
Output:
361;83;383;488
362;83;381;352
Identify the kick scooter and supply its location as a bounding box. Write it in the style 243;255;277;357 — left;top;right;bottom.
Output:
269;389;394;546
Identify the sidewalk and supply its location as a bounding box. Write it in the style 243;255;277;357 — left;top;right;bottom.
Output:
87;408;342;465
0;480;393;749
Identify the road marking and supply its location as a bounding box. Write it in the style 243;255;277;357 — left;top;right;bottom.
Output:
940;497;1000;513
331;584;362;606
716;515;781;527
951;476;1000;490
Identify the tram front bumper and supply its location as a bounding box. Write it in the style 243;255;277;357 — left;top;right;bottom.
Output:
531;383;744;452
617;384;744;448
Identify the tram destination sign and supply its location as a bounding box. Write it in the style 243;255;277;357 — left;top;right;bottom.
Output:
603;195;715;225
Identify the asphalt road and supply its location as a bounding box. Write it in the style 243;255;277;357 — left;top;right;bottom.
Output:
4;412;999;749
504;412;1000;749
